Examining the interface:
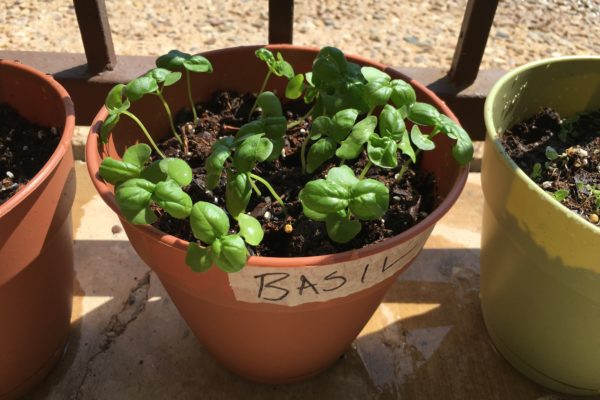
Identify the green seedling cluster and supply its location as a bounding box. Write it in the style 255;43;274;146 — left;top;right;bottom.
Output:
99;46;473;273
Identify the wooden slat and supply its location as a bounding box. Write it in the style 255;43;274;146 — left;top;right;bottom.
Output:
268;0;294;44
448;0;499;87
73;0;117;74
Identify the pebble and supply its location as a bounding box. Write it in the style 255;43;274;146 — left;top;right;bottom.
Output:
6;171;14;179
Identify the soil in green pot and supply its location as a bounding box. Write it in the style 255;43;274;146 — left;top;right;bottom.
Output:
151;91;438;257
501;107;600;226
0;103;61;205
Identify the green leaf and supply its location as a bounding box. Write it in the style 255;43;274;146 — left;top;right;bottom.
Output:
145;68;182;86
285;74;304;99
190;201;230;244
267;136;285;162
306;137;336;173
310;116;332;140
236;120;265;142
336;116;378;160
152;180;193;219
379;104;406;141
226;172;252;217
299;179;350;214
553;189;569;202
304;85;318;104
325;213;362;243
368;135;398;169
237;213;264;246
452;127;474;165
233;134;273;172
302;203;329;221
140;160;167;183
125;76;159;102
122;143;152;168
159;158;193;186
263;116;287;140
312;47;348;87
361;66;391;83
410;125;435;151
408;102;441;126
255;48;275;64
362;78;393;108
398;129;416;163
100;113;120;143
256;91;283;117
530;163;542;180
186;243;213;272
326;165;359;191
273;52;294;79
115;178;157;224
330;108;358;143
204;141;232;189
545;146;559;161
214;235;248;273
349;179;389;220
99;157;141;185
156;49;191;69
105;84;130;112
183;55;213;73
390;79;416;108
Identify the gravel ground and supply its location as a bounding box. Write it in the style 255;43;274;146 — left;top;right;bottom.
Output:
1;0;599;71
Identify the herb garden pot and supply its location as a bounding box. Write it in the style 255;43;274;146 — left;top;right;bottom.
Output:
0;60;75;399
86;45;469;383
481;56;600;395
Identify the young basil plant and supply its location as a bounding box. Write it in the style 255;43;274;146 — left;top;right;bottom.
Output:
299;165;389;243
125;68;183;144
249;48;295;118
156;49;213;124
186;201;263;273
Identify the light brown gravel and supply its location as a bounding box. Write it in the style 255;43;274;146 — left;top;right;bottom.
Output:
1;0;598;70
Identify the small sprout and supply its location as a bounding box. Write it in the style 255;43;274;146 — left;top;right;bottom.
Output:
553;189;569;202
545;146;559;161
529;163;542;180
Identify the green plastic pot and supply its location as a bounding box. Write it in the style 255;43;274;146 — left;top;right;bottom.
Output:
481;56;600;396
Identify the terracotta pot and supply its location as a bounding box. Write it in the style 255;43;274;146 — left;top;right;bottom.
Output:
0;61;75;398
481;56;600;395
86;45;468;383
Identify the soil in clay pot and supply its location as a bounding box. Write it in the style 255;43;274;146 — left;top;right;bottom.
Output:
0;103;61;205
501;107;600;226
151;91;439;257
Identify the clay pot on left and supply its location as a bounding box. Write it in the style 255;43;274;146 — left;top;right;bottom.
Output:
0;60;76;399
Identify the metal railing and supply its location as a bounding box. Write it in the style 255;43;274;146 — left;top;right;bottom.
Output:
0;0;500;140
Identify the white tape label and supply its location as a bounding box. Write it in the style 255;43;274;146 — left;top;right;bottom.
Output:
228;227;433;307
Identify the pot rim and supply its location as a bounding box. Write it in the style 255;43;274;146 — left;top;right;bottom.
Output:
86;44;469;267
483;55;600;235
0;59;75;216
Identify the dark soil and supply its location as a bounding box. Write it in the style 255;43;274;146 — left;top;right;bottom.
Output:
501;107;600;225
152;92;439;257
0;103;61;206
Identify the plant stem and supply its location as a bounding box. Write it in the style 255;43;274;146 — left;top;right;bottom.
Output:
122;110;166;159
185;70;198;125
248;173;287;215
287;103;316;129
366;107;375;117
300;135;309;174
157;91;183;145
359;161;372;180
247;173;262;196
248;71;272;120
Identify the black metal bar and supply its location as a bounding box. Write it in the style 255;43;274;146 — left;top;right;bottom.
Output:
448;0;499;87
73;0;117;74
268;0;294;44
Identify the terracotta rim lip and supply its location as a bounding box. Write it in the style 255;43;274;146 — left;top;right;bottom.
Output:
483;55;600;235
86;44;469;267
0;59;75;216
